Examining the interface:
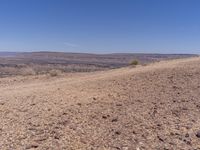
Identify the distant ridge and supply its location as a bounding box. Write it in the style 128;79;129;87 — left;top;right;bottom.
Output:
0;52;19;57
0;51;198;56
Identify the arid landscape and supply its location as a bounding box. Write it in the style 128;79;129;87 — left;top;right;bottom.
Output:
1;0;200;149
0;56;200;149
0;52;197;77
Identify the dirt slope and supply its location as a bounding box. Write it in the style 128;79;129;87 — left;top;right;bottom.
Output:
0;57;200;150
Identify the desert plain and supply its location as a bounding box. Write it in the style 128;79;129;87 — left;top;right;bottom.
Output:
0;56;200;149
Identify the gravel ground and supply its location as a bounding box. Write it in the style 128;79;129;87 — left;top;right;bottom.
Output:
0;57;200;150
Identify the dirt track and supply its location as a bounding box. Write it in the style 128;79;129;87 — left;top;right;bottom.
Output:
0;57;200;150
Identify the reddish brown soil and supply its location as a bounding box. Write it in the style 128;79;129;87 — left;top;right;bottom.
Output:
0;57;200;149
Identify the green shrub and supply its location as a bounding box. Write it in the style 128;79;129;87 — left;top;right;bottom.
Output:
130;60;139;66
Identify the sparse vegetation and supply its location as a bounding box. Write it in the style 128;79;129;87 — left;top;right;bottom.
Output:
0;57;200;149
130;60;139;66
22;68;36;76
0;52;196;77
49;69;62;77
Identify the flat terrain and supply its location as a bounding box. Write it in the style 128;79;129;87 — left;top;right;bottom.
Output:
0;57;200;149
0;52;197;77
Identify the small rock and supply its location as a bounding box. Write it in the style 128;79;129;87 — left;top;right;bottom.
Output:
0;102;5;105
26;143;39;149
115;131;121;135
157;135;164;142
102;115;107;119
116;103;122;106
111;118;118;122
185;133;189;138
196;131;200;138
54;133;60;140
77;103;81;106
157;124;161;127
186;140;191;145
183;138;191;145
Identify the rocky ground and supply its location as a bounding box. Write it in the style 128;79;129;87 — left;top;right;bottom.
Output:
0;57;200;150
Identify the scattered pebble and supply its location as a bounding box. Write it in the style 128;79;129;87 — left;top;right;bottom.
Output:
77;103;81;106
157;135;164;142
0;102;5;105
185;133;189;138
102;115;107;119
196;131;200;138
25;143;39;149
116;103;122;106
111;118;118;122
115;131;121;135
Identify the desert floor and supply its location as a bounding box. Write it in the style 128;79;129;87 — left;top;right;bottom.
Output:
0;57;200;150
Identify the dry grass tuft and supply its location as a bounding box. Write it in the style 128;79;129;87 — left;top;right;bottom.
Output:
49;69;62;77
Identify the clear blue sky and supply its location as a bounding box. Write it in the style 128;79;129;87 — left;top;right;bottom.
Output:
0;0;200;54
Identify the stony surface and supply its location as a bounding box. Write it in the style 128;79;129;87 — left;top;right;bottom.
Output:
0;57;200;149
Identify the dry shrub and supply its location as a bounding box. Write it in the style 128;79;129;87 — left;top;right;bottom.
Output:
21;67;36;76
0;67;18;75
0;66;36;76
49;69;62;77
130;60;139;66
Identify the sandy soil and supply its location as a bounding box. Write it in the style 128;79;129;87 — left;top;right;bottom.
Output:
0;57;200;150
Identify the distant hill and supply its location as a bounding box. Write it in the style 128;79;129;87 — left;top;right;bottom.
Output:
0;52;18;57
18;51;198;66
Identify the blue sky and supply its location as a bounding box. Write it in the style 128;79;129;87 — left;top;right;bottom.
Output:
0;0;200;54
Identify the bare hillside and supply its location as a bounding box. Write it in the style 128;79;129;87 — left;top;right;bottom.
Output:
0;57;200;149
